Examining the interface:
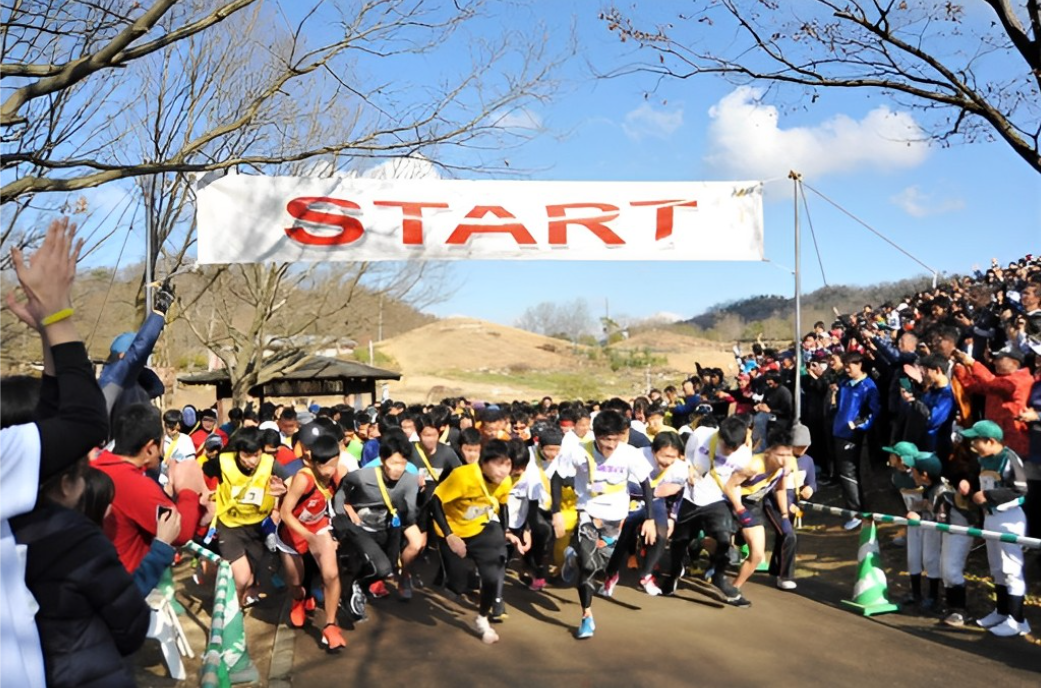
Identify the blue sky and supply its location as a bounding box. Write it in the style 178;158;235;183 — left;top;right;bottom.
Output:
68;1;1040;329
413;1;1040;327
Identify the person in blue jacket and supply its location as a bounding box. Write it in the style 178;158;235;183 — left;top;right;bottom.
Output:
831;351;881;529
97;280;175;421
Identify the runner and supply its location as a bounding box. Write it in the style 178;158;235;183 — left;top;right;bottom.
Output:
333;428;422;616
549;410;654;639
723;428;796;606
600;430;688;597
430;439;521;644
661;414;753;604
277;431;346;651
203;427;289;606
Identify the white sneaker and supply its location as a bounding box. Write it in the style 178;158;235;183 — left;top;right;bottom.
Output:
639;575;662;596
988;617;1031;637
843;518;862;531
776;579;797;591
976;609;1006;628
472;615;499;644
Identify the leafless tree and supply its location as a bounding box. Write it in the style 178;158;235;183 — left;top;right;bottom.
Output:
2;0;566;392
601;1;1040;173
516;297;595;342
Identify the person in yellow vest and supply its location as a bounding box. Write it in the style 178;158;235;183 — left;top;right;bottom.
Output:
202;427;288;606
550;410;655;640
644;403;678;440
723;428;796;603
430;439;522;644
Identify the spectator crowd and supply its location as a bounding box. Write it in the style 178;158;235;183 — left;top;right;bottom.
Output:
2;220;1038;686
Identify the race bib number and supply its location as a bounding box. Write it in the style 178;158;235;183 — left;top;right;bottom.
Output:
463;505;491;521
240;487;264;506
979;471;1000;492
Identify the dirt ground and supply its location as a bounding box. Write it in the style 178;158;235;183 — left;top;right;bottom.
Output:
129;457;1040;686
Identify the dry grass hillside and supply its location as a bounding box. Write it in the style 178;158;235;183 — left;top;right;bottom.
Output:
375;317;736;403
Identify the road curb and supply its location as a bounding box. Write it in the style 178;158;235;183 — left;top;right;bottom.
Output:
268;596;295;687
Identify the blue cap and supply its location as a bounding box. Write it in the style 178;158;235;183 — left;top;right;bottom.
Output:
309;403;321;414
110;332;135;355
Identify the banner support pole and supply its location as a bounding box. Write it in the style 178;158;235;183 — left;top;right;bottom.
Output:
789;171;802;421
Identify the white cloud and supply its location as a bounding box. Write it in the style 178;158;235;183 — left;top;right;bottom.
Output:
890;185;965;217
703;86;929;180
642;311;684;324
490;108;543;131
623;103;684;141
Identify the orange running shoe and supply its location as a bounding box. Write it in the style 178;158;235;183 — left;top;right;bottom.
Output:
322;624;347;652
368;580;390;598
289;597;307;628
304;596;316;612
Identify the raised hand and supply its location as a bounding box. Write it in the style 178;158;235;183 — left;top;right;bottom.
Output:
9;217;81;322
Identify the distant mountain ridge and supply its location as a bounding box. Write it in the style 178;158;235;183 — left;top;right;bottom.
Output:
681;274;937;336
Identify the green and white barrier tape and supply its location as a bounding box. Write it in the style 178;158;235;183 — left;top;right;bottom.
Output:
798;501;1041;550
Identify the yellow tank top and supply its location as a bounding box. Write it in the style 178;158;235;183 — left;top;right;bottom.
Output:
216;451;276;527
739;453;784;501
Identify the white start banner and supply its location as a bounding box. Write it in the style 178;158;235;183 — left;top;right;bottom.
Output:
194;174;763;263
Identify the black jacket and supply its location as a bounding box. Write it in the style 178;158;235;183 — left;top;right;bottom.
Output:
12;502;150;688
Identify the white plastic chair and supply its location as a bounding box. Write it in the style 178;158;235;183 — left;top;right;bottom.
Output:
146;591;195;680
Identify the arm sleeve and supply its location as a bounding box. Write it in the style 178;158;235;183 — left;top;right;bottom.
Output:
871;335;901;365
37;342;109;482
35;374;59;420
857;384;882;431
498;503;509;532
132;539;176;596
430;495;452;537
98;312;166;412
640;478;654;510
526;499;541;529
925;390;955;434
671;395;704;415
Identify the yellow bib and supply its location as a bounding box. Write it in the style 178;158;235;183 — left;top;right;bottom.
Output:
216;451;276;527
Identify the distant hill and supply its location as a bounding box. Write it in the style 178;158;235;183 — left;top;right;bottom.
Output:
680;274;938;341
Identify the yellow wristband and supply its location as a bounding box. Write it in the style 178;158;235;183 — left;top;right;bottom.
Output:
41;307;74;326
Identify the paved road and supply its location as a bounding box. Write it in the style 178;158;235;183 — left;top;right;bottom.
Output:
282;555;1040;688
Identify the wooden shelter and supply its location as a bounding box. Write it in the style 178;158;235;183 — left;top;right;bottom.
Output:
177;356;401;405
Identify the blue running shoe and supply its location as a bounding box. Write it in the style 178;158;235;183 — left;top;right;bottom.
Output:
576;615;595;639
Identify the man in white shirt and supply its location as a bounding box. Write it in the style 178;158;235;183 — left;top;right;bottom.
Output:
661;414;754;605
550;410;655;640
162;409;198;464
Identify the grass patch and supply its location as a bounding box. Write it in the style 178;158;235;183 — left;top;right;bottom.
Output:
351;347;401;371
442;368;604;400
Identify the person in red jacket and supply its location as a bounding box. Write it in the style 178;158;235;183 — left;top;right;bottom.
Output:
953;348;1032;457
93;403;206;573
190;408;227;453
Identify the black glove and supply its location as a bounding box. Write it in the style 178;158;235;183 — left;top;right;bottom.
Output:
154;278;175;315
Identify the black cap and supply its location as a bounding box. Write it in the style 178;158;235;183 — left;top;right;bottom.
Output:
199;408;217;420
299;422;335;449
993;348;1025;364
